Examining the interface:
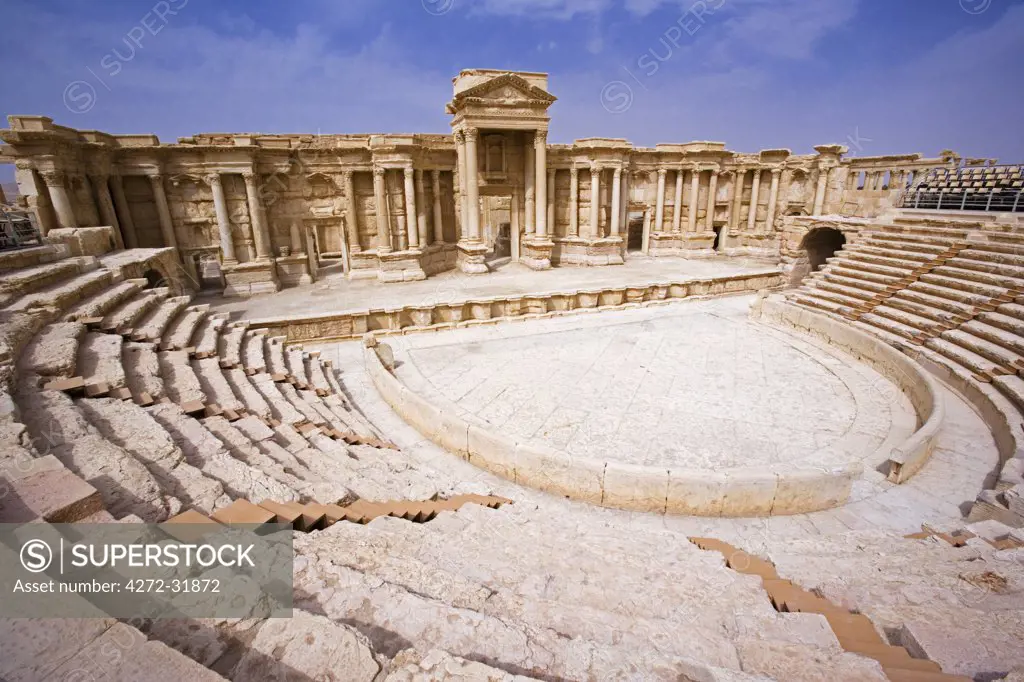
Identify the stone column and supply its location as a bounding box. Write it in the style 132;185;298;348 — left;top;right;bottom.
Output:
148;173;177;249
242;171;271;260
534;131;548;238
464;129;481;242
747;169;761;233
289;220;304;254
729;168;745;232
41;171;78;228
91;173;124;249
207;173;236;264
705;170;719;231
687;168;701;233
654;169;667;234
546;169;556;236
110;175;138;248
764;168;781;234
568;166;579;237
610;167;622;236
455;131;467;237
342;171;361;252
510;184;521;261
403;166;419;250
672;168;684;233
812;166;829;216
431;170;444;245
373;168;392;253
415;169;429;249
524;134;535;235
589;165;601;239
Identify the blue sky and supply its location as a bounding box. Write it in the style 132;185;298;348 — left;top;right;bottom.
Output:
1;0;1022;189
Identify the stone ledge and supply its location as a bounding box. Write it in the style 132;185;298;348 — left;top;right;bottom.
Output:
364;342;861;517
247;269;785;345
753;294;945;484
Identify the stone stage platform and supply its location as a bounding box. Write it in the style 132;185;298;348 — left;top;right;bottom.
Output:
208;255;779;323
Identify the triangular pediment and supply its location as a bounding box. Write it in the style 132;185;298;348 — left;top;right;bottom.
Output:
451;73;556;109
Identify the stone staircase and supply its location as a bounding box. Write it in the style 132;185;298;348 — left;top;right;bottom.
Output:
786;217;1024;524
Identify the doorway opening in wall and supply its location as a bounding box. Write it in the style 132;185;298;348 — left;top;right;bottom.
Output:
142;267;168;289
801;227;847;273
626;212;644;252
712;226;723;251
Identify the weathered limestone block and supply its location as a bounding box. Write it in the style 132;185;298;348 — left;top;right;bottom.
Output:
76;397;230;514
249;373;305;424
231;610;381;681
0;617;118;681
193;358;245;412
193;313;229;358
265;336;290;375
101;288;167;332
0;461;103;523
162;304;208;350
217;322;248;366
44;226;117;257
20;321;84;377
720;470;779;517
63;278;142;322
0;309;49;364
467;423;518;481
158;349;207;404
0;259;80;305
78;330;126;388
147;402;299;504
123;340;164;399
46;623;226;682
224;367;272;418
385;649;540;681
771;464;860;514
15;384;169;521
514;442;604;504
602;461;668;513
133;295;191;342
666;470;728;516
242;329;269;372
8;268;112;314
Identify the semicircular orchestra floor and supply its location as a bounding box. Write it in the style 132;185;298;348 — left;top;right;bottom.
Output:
397;295;914;477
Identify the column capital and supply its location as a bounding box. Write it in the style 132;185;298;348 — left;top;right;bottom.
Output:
40;170;66;185
569;166;579;178
373;167;386;178
770;167;782;177
591;164;602;175
431;168;441;181
339;169;353;182
241;170;258;184
404;165;414;179
464;127;479;143
89;171;110;182
613;167;622;178
205;173;222;188
657;168;667;178
147;172;164;185
534;130;547;146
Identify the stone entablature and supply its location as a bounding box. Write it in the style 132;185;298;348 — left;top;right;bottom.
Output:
0;69;963;295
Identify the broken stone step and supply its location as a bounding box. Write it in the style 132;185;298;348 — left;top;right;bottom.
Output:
8;268;113;314
79;331;127;389
123;340;165;400
191;313;230;358
242;329;269;373
158;349;207;405
193;357;246;412
21;321;85;378
217;322;249;368
64;279;144;322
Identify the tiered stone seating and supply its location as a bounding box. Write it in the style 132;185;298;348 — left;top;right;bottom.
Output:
787;217;1024;522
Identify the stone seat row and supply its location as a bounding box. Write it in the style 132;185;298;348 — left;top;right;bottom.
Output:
786;217;1024;523
0;250;462;527
688;536;971;681
165;492;511;534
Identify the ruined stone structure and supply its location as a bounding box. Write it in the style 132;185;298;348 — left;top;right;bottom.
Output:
3;69;1024;681
0;70;960;296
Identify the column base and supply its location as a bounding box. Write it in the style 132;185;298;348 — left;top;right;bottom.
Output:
378;248;428;283
222;259;281;297
520;238;554;270
553;236;624;266
274;254;314;287
456;240;490;275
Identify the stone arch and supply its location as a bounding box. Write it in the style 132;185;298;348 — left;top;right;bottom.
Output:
142;267;168;289
800;227;846;273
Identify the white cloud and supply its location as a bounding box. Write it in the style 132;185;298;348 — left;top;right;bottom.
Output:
470;0;613;19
